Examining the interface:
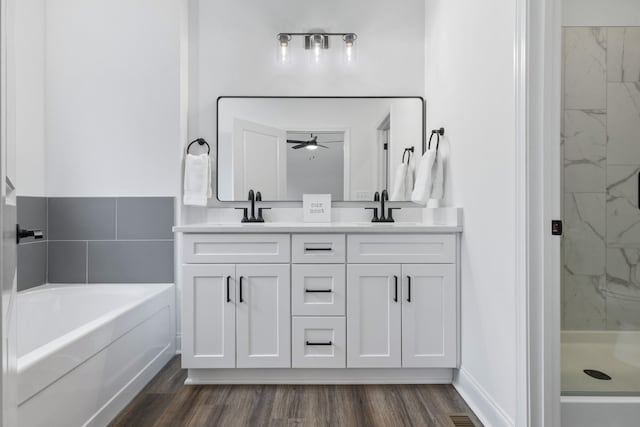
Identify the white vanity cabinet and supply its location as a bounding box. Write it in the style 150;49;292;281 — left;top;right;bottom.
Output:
182;263;290;369
346;234;458;368
182;264;236;368
178;228;460;383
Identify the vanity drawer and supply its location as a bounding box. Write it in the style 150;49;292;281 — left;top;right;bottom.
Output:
347;234;455;264
292;317;346;368
182;234;290;263
292;234;345;263
292;264;345;316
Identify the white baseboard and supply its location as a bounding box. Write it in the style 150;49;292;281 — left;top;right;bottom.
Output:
453;367;514;427
87;342;174;427
186;367;453;384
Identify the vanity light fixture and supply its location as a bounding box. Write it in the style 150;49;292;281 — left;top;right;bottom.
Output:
276;32;357;64
277;33;292;63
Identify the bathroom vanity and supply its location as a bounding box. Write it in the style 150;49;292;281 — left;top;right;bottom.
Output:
177;96;461;383
175;223;461;384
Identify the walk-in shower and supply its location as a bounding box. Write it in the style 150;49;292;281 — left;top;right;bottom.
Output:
561;25;640;425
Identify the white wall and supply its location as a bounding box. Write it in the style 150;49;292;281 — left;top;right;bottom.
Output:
563;0;640;26
45;0;182;196
425;1;517;426
190;0;425;159
14;0;46;196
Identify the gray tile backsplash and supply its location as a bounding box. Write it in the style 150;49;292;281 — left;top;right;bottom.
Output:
17;196;48;291
48;197;116;240
17;242;47;292
17;196;174;291
48;241;87;283
88;241;173;283
17;196;47;243
116;197;174;240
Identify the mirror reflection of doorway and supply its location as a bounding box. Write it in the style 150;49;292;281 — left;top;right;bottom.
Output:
378;114;391;193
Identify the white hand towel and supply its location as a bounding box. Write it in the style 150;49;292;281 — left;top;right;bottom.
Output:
411;147;438;205
183;153;211;206
431;151;445;200
404;159;415;200
390;161;408;201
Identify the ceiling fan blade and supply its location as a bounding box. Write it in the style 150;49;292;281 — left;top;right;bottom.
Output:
287;139;307;144
317;144;329;149
292;143;307;149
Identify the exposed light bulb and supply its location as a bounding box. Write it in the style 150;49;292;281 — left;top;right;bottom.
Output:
314;43;321;62
345;43;353;62
277;33;291;64
343;33;357;64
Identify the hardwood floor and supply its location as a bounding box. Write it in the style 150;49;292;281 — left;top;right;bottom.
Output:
110;357;482;427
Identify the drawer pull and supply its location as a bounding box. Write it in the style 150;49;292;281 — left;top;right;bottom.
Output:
239;276;244;303
407;275;412;303
304;247;332;251
306;341;332;346
305;289;332;293
226;275;231;303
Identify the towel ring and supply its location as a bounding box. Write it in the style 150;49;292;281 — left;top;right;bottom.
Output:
427;128;445;151
402;147;414;163
187;138;210;155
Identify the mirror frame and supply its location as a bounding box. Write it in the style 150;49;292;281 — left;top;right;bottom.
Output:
214;95;426;207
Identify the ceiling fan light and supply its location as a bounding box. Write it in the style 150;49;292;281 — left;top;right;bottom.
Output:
306;144;318;151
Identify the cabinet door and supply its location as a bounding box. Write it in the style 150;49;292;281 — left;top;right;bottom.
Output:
347;264;401;368
182;264;236;368
402;264;457;367
236;264;291;368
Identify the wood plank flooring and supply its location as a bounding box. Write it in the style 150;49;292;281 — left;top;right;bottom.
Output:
110;357;482;427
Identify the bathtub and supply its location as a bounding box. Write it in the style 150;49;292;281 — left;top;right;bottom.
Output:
17;283;175;427
561;331;640;427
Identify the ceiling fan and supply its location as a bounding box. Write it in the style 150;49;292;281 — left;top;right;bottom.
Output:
286;134;329;150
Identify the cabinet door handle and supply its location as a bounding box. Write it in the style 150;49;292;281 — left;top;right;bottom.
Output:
239;276;244;303
407;275;412;302
304;247;332;251
394;275;398;302
306;341;332;346
305;289;332;293
226;275;231;303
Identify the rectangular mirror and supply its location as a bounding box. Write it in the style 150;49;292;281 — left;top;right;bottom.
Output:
217;96;424;202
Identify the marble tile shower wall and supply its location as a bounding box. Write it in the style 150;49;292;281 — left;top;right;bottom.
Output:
17;197;174;291
563;27;640;330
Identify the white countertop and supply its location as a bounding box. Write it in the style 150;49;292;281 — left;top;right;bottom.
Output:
173;222;462;233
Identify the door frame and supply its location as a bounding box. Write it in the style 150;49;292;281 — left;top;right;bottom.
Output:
521;0;563;425
285;127;351;200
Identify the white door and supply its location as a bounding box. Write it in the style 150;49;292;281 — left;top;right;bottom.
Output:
402;264;457;367
233;119;287;200
347;264;401;368
236;264;290;368
182;264;236;368
1;2;18;422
